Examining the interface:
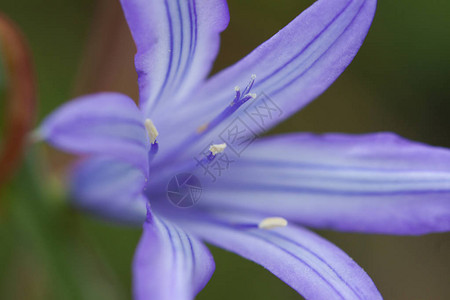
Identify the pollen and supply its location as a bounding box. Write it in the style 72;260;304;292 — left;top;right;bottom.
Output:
196;123;208;133
258;217;288;230
144;119;159;144
209;143;227;156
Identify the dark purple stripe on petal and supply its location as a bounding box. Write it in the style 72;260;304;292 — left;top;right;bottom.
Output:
121;0;229;118
150;0;175;112
199;133;450;235
251;230;355;300
180;213;381;300
176;0;198;93
256;0;355;89
266;1;367;95
157;0;376;161
133;213;215;300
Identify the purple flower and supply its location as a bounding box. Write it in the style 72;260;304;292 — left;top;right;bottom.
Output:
35;0;450;299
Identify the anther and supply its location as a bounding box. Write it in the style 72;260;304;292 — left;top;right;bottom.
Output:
258;217;288;230
144;119;159;144
209;143;227;156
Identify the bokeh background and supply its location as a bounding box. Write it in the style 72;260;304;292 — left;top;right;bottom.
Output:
1;0;449;299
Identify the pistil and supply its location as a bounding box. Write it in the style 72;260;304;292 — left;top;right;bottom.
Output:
197;75;257;135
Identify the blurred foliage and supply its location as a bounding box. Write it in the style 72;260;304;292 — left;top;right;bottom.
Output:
0;46;5;135
0;41;5;88
0;0;449;300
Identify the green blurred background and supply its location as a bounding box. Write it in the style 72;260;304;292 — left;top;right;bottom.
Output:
1;0;449;299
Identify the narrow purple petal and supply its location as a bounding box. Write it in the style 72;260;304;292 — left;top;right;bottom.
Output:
182;212;381;300
37;92;150;174
133;212;215;300
200;133;450;235
120;0;230;118
71;156;147;225
157;0;377;159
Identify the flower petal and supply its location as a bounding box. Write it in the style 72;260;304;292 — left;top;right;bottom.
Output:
37;92;150;174
120;0;230;117
70;156;147;225
200;133;450;235
133;211;215;300
182;212;381;300
159;0;377;157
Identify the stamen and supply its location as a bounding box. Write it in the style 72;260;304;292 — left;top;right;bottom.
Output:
202;143;227;162
209;143;227;156
258;217;288;230
144;119;159;144
145;119;159;163
231;216;288;230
